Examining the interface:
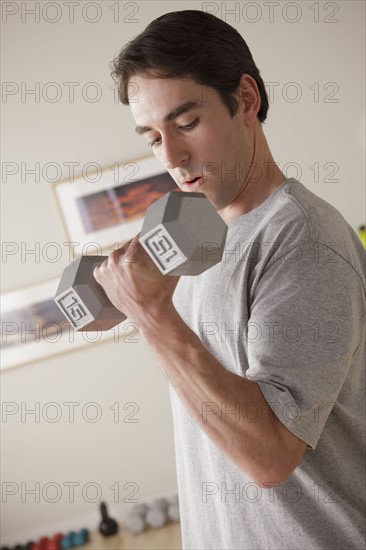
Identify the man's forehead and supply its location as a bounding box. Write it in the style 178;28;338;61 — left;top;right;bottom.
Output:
128;74;216;105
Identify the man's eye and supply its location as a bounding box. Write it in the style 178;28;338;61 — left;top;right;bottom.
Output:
181;118;199;130
148;137;161;148
148;118;199;147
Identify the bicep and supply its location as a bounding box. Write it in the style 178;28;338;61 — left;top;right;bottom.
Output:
246;243;363;451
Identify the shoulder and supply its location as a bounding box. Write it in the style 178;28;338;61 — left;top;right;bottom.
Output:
280;180;365;284
231;180;365;287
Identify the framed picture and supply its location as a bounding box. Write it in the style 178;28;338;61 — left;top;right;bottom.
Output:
0;278;138;371
53;155;178;256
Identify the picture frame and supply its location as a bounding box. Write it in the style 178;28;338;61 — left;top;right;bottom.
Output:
53;155;178;256
0;278;138;371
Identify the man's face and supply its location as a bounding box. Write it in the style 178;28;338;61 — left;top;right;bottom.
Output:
129;75;253;210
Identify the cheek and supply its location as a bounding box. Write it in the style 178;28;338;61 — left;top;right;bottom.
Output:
196;124;223;155
200;128;235;163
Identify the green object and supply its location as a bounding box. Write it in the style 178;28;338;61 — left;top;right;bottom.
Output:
357;225;366;248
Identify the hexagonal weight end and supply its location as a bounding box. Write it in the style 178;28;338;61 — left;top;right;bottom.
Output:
139;192;228;275
54;256;126;331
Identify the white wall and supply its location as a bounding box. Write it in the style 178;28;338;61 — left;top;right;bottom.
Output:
1;0;365;544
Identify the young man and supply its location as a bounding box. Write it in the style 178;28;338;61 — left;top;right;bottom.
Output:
94;10;365;550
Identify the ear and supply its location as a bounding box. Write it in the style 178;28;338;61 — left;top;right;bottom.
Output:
237;73;261;123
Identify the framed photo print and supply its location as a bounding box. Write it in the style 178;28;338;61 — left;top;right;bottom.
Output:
0;278;137;370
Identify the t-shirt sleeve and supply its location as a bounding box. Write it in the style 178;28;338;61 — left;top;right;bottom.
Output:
245;240;364;449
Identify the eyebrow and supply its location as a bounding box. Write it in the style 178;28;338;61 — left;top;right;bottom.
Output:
134;101;203;135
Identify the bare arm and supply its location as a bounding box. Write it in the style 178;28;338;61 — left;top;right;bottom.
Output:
93;238;307;487
139;304;307;488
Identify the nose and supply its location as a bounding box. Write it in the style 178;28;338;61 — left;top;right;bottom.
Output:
159;133;189;170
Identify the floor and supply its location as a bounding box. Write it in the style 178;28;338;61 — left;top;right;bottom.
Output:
83;522;182;549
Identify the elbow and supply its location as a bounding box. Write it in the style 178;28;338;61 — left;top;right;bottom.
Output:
254;471;294;489
247;453;304;489
253;430;308;488
252;469;295;490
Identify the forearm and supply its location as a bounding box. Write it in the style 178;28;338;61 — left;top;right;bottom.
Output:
138;305;294;486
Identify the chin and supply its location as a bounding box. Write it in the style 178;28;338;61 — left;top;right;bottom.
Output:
205;193;223;211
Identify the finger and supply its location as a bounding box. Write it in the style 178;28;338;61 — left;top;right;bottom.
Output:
93;251;113;280
117;233;143;265
111;239;134;264
93;260;105;282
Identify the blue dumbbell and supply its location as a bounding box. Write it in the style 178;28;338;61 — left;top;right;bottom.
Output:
79;529;89;542
60;532;75;550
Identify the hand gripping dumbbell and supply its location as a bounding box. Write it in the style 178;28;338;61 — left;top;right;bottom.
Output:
54;191;228;331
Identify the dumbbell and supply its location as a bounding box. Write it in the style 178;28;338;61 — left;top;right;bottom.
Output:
124;495;179;534
125;503;148;534
167;494;180;522
54;191;228;331
145;497;169;529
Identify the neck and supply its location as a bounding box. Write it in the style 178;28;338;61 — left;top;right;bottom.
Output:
219;123;286;223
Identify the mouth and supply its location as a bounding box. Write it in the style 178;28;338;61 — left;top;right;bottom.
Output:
183;176;204;189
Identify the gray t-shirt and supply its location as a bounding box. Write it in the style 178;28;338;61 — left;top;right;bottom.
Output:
171;179;366;550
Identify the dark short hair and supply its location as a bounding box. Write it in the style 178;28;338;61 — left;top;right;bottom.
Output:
110;10;269;123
